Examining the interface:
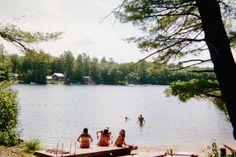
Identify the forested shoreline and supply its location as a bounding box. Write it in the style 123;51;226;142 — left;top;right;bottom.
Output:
4;50;215;85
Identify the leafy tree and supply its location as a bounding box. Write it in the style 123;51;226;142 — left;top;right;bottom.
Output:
82;53;92;76
116;0;236;139
0;47;18;146
0;45;11;81
0;81;19;146
90;57;102;84
60;51;74;82
0;23;62;145
100;57;110;84
0;23;62;83
136;61;150;84
72;54;85;84
118;63;132;84
108;64;120;84
8;53;20;74
18;50;51;84
0;23;62;52
50;56;65;74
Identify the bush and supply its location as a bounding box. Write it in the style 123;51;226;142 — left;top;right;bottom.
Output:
0;130;19;146
24;139;43;153
0;81;19;146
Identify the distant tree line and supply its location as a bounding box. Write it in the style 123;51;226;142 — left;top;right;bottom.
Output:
5;50;215;85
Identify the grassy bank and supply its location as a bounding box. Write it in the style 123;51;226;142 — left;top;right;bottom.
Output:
0;145;36;157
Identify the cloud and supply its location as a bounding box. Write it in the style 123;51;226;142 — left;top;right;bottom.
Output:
1;0;146;63
37;0;70;20
75;37;95;47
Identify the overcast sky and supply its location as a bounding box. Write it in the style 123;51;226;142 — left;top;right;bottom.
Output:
0;0;147;63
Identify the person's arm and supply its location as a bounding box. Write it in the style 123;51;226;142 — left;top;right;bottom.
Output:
96;131;101;139
123;137;126;146
89;135;93;142
77;135;81;143
113;136;118;147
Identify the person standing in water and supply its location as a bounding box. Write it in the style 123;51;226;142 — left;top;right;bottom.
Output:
137;114;145;126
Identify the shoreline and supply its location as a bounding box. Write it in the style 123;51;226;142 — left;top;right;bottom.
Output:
0;144;222;157
135;146;208;156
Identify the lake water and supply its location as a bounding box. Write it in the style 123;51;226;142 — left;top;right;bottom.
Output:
13;84;234;149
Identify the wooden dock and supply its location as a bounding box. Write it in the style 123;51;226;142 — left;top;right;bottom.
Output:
34;146;134;157
116;150;167;157
224;143;236;155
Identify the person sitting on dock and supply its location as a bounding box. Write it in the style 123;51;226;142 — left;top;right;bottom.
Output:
113;129;137;150
77;128;93;148
96;127;112;146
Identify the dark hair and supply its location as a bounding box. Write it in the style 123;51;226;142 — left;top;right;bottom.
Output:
104;129;109;134
119;129;126;137
83;128;88;134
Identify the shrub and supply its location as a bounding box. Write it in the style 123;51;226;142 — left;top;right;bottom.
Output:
0;130;19;146
0;81;19;146
24;139;43;153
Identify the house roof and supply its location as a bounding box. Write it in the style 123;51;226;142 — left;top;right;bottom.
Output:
52;73;64;77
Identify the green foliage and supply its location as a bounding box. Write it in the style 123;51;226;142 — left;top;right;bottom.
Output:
211;142;219;157
0;45;12;81
0;22;64;147
0;129;20;146
165;79;219;102
72;54;85;84
0;23;63;51
7;51;216;86
60;51;74;81
115;0;235;116
0;81;19;146
212;97;227;113
116;0;235;64
24;139;43;153
8;54;20;74
18;50;52;84
165;78;228;113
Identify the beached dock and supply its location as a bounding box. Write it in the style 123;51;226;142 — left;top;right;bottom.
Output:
34;146;135;157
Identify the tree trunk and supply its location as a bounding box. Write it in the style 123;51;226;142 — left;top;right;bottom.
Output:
196;0;236;139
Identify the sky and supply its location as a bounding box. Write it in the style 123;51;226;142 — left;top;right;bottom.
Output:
0;0;147;63
1;0;235;65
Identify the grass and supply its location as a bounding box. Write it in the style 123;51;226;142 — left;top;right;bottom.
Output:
23;139;43;154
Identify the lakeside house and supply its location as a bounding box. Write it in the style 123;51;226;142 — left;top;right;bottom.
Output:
83;76;95;84
50;73;65;81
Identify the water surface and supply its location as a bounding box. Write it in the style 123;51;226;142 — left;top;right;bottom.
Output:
13;84;234;149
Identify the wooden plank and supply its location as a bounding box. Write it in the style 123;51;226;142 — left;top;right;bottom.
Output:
224;143;236;154
166;155;197;157
116;150;167;157
166;153;198;157
34;146;133;157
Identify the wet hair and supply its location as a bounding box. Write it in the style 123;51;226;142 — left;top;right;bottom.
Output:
119;129;125;137
83;128;88;134
104;129;109;134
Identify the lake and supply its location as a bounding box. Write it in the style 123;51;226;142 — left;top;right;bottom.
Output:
13;84;234;149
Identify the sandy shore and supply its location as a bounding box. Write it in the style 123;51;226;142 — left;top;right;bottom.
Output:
133;146;208;157
1;144;232;157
